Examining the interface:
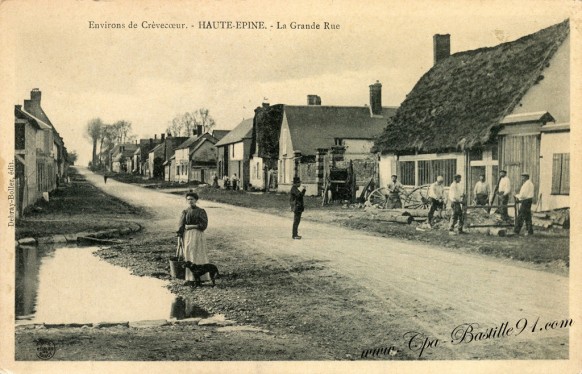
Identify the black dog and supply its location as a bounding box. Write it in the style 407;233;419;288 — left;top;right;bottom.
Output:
183;261;220;286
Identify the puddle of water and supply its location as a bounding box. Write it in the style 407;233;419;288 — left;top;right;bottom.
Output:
15;246;208;324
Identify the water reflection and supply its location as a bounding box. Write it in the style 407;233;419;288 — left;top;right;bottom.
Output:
15;246;208;324
15;246;41;319
170;296;210;320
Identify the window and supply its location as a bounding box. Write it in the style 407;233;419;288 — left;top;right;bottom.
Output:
418;159;457;185
15;123;25;150
491;146;499;161
468;149;483;161
399;161;415;186
552;153;569;195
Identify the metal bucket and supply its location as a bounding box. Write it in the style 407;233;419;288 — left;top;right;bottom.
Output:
169;257;185;279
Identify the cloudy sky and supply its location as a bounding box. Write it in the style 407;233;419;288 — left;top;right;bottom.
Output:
1;0;573;164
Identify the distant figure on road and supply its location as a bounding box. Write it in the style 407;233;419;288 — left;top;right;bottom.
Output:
231;174;239;190
386;174;404;209
104;174;108;184
514;173;535;236
427;175;446;227
289;177;306;240
473;174;490;206
212;173;219;188
223;175;230;190
177;191;210;286
497;170;512;221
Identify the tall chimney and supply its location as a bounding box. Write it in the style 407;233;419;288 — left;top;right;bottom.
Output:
307;95;321;105
433;34;450;65
161;133;165;141
196;125;203;136
30;88;41;103
369;81;382;115
155;134;157;139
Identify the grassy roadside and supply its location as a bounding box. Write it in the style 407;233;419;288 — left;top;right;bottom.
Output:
105;172;568;270
15;169;145;240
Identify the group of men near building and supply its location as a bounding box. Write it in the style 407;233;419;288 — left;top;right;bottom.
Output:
387;170;535;236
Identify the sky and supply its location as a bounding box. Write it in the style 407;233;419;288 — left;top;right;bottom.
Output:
1;0;574;165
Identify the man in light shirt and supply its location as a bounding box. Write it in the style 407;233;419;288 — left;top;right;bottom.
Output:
497;170;511;221
387;175;404;209
427;175;446;227
473;174;490;206
514;173;535;235
448;174;465;233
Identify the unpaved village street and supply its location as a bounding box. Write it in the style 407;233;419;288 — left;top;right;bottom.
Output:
66;167;571;360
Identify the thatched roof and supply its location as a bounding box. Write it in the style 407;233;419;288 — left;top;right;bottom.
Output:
373;20;569;154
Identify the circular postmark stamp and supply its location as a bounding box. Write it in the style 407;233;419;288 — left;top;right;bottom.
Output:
35;339;56;360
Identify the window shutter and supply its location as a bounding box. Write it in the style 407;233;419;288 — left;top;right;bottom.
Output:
561;153;569;195
551;154;561;195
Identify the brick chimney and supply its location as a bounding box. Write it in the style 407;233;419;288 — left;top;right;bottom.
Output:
161;133;165;141
369;81;382;115
24;88;42;113
196;125;203;136
433;34;450;65
307;95;321;105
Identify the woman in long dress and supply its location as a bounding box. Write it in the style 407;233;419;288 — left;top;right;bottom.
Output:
177;192;210;286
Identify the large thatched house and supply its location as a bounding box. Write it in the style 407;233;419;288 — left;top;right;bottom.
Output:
374;20;569;211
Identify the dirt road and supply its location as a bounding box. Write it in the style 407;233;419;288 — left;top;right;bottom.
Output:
79;168;569;359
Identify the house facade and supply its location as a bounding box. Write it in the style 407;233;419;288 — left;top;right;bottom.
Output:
374;20;569;212
14;89;69;216
277;84;397;196
215;119;253;189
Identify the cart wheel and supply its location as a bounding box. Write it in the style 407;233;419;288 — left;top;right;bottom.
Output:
403;184;431;210
367;187;389;208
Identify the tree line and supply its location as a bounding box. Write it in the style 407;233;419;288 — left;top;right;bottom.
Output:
85;108;216;167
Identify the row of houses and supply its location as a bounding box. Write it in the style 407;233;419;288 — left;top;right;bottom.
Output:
14;89;70;217
215;19;569;212
106;20;569;212
101;127;230;185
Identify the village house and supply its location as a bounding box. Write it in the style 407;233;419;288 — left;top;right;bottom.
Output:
161;134;189;182
147;141;166;179
275;84;398;196
249;104;284;191
215;118;253;189
109;143;139;173
14;89;69;216
133;137;163;175
174;132;221;183
373;20;569;212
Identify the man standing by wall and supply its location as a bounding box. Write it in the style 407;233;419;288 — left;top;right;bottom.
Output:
514;173;535;236
290;176;306;239
473;174;490;206
497;170;512;221
427;175;446;228
449;174;465;233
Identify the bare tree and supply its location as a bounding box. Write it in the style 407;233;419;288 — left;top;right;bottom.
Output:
112;120;133;144
194;108;216;133
167;109;216;136
85;118;103;167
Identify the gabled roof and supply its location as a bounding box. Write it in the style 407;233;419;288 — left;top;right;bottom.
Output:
212;130;230;140
500;111;555;125
189;133;219;156
374;19;569;154
215;119;253;147
149;143;164;154
284;105;397;155
15;106;52;130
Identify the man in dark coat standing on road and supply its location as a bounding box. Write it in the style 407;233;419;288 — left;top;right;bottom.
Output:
290;177;306;239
